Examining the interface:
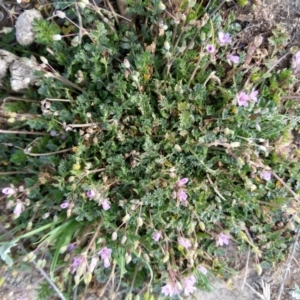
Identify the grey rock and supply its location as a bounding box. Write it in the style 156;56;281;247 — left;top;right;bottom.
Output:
0;49;18;84
15;9;42;46
10;57;36;91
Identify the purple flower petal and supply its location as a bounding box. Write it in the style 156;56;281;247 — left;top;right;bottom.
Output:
161;283;180;297
152;231;161;242
86;190;96;198
206;44;215;53
228;54;239;64
218;233;230;246
218;32;231;46
177;178;189;186
2;187;16;195
261;170;272;181
98;247;112;260
237;91;250;107
177;189;188;201
102;199;111;211
60;202;70;209
249;89;259;102
178;237;192;249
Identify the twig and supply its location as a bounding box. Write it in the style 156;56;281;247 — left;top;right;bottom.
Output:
24;148;73;156
281;95;300;100
206;174;226;201
105;0;120;26
188;53;203;87
277;226;300;300
241;247;251;292
83;221;102;254
0;171;36;175
74;3;83;43
0;129;47;136
271;171;300;202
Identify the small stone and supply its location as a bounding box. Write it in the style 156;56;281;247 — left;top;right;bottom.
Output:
15;9;43;46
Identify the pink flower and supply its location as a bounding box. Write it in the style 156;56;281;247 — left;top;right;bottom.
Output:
177;189;188;202
98;247;112;268
177;178;189;187
178;237;192;249
86;190;96;198
182;275;197;296
101;199;111;211
13;201;24;217
198;265;208;275
237;91;250;107
71;256;83;274
218;32;231;46
261;170;272;181
228;54;239;64
161;283;180;297
249;89;259;102
218;233;230;246
60;202;70;209
206;44;215;53
152;231;161;242
292;51;300;71
2;187;16;195
67;243;76;252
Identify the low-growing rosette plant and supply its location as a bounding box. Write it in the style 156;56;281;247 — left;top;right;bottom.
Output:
1;0;300;299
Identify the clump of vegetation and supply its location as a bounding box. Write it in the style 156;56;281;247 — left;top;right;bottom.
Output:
1;0;300;299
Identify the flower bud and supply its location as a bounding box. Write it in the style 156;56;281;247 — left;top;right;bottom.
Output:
56;11;66;19
164;41;170;51
122;214;130;223
74;275;81;285
40;56;48;64
121;235;127;244
158;1;166;10
230;142;240;148
52;34;62;41
26;221;33;231
255;264;262;276
123;59;130;69
68;176;75;182
60;245;68;254
72;163;81;171
42;212;50;219
174;144;182;152
199;221;205;231
162;252;169;263
137;217;143;227
112;231;118;240
143;253;150;262
84;272;92;285
133;240;139;250
125;253;132;264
